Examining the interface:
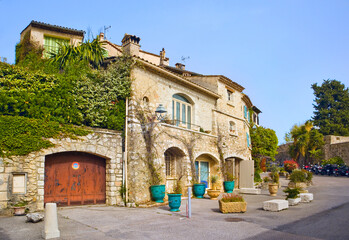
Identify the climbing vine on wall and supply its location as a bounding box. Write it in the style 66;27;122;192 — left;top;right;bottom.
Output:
0;55;133;157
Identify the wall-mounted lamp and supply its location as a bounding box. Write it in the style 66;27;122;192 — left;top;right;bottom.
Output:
155;104;167;121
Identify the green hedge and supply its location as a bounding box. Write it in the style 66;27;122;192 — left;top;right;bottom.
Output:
0;115;89;157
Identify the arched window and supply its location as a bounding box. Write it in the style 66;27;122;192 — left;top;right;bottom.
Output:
142;96;149;107
229;121;236;135
172;94;192;129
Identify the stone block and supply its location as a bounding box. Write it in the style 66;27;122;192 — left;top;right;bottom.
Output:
288;197;301;206
300;193;313;203
239;188;261;195
263;199;289;211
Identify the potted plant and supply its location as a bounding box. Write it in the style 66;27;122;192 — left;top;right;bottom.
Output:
167;179;183;212
12;200;28;216
207;175;221;200
223;172;236;193
288;169;308;193
283;160;299;174
193;178;206;198
219;193;246;213
284;187;301;206
150;171;166;203
268;171;279;196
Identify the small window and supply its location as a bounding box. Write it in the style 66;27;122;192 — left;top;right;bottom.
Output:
143;96;149;106
227;90;234;104
12;173;26;194
229;121;236;134
43;36;70;58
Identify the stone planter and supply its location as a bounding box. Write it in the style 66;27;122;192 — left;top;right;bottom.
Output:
287;197;301;206
288;182;308;193
219;200;247;213
268;183;279;196
207;189;221;200
261;182;269;190
13;207;26;216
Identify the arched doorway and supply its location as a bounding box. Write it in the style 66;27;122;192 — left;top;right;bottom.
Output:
44;152;106;206
164;147;186;193
195;154;219;189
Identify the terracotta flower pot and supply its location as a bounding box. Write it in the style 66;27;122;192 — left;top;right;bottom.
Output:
268;183;279;196
207;189;221;200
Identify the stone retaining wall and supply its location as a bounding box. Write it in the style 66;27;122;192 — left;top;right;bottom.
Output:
0;128;123;214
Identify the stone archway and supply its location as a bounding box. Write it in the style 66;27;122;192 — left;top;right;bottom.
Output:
164;147;186;193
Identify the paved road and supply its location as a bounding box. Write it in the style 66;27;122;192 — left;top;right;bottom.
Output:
1;175;349;240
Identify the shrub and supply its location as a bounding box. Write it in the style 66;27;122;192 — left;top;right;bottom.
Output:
289;170;306;183
269;171;279;184
221;193;244;203
284;160;299;173
211;175;218;184
283;187;300;199
304;170;313;182
263;176;270;183
225;172;236;182
321;156;345;166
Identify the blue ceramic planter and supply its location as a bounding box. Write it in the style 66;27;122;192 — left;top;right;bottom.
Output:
150;185;165;203
193;183;206;198
168;193;182;212
224;181;235;193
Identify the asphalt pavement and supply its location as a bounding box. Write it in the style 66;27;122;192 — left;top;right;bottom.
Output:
1;175;349;240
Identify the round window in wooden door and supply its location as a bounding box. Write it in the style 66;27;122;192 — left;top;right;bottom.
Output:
44;152;106;206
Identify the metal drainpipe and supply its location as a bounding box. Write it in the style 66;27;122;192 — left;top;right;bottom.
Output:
123;97;129;203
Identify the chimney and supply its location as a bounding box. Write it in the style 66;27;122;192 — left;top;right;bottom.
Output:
99;32;104;41
122;34;141;56
175;63;185;70
160;48;166;65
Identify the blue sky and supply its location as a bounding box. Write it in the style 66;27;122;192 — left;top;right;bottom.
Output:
1;0;348;144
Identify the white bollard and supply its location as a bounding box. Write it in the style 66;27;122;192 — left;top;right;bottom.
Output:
188;187;192;218
42;203;60;239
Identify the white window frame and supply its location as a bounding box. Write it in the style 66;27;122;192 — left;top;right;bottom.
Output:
172;94;192;129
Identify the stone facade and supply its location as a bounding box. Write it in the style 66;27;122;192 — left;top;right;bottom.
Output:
323;136;349;165
126;60;257;203
0;128;123;213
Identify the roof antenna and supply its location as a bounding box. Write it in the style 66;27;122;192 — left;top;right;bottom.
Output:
181;56;190;63
104;25;111;40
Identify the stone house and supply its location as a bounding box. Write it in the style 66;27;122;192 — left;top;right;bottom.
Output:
0;21;261;212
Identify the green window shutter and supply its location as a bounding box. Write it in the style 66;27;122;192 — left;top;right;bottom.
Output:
244;105;247;119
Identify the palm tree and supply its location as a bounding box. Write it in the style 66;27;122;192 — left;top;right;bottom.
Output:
289;121;323;165
49;36;107;70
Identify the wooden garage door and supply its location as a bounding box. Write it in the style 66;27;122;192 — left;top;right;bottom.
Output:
44;152;106;206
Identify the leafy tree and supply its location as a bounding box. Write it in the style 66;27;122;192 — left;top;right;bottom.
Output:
250;126;278;161
312;79;349;136
288;121;324;165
